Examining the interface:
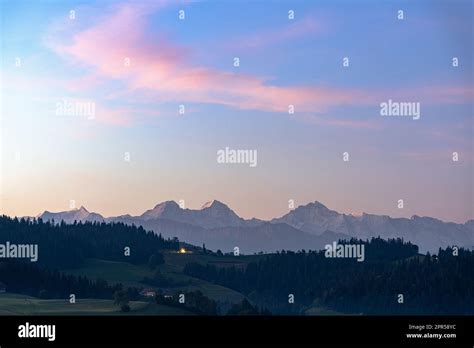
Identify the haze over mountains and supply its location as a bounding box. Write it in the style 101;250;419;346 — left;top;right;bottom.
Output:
41;206;105;224
37;200;474;254
140;200;263;228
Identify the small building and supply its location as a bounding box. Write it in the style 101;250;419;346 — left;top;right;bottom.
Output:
140;288;156;298
177;247;193;254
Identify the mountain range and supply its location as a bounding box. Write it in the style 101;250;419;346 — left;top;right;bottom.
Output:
37;200;474;254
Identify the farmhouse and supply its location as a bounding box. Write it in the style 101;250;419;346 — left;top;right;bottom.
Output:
140;288;156;297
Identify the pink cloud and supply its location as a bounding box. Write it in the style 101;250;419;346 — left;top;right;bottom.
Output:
45;3;473;126
47;4;373;117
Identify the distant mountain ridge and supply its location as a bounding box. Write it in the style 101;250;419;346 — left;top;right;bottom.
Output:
40;206;105;223
273;201;474;253
139;200;263;228
36;200;474;253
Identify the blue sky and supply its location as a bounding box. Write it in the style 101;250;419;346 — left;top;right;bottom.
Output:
0;0;472;222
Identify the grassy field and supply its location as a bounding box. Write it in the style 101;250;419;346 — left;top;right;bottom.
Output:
304;305;344;316
0;252;250;316
63;259;155;288
163;252;262;271
62;255;247;303
3;252;344;315
0;293;192;315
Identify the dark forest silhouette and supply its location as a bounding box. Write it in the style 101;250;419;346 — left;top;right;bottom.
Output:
1;216;473;315
184;238;474;315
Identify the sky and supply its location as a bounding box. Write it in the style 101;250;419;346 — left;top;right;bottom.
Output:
0;0;472;223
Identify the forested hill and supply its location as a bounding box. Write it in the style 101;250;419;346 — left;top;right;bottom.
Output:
0;216;179;268
184;238;474;315
2;216;473;316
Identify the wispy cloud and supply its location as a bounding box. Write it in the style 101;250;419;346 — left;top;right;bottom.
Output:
43;2;473;127
45;4;372;119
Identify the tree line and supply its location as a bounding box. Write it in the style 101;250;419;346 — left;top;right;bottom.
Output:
0;260;125;299
184;238;474;315
0;216;179;268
